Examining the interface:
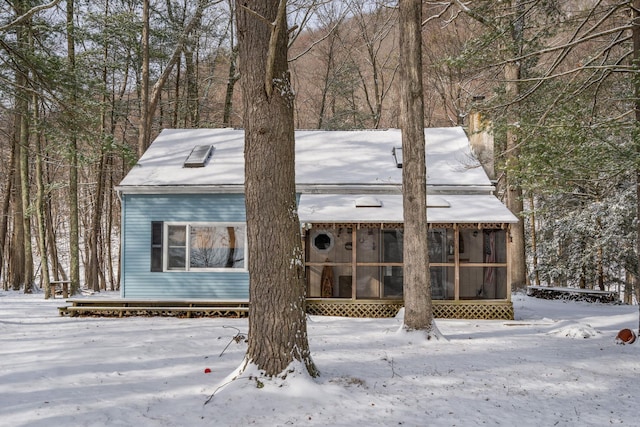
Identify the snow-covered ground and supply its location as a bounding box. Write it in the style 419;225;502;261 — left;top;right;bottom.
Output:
1;291;638;427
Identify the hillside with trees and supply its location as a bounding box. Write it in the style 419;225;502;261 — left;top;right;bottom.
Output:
0;0;638;304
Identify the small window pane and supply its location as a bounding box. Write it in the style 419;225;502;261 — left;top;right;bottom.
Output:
356;229;379;262
383;266;403;298
168;226;186;246
168;248;186;269
383;230;403;263
430;266;453;300
356;266;380;298
484;230;507;264
167;225;187;270
189;225;245;269
428;229;451;262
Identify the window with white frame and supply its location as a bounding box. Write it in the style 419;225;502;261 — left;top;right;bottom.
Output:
155;222;246;271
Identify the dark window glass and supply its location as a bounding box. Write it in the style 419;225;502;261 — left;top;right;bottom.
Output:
167;225;187;270
151;222;163;272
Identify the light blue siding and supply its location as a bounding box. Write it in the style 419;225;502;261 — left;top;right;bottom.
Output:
121;193;250;299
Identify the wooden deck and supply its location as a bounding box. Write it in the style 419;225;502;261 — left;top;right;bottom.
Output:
527;286;619;303
59;298;514;320
58;299;249;318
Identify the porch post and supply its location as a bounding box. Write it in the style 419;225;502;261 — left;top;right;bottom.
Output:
454;224;460;300
351;225;357;299
506;224;513;301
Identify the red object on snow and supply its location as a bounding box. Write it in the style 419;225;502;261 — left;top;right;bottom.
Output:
615;328;637;345
204;368;212;374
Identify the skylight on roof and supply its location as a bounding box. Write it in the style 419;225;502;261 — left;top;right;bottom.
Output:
183;145;214;168
392;146;402;168
355;196;383;208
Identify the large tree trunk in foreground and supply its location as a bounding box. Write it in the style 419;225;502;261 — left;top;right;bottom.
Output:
237;0;317;377
399;0;434;332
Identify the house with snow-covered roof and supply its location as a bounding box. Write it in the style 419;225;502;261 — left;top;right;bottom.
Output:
116;127;518;319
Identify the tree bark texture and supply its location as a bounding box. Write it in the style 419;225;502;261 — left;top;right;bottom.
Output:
237;0;317;377
33;97;51;298
17;11;34;292
9;123;25;291
399;0;433;331
68;0;80;294
137;0;150;158
632;0;640;333
0;133;15;286
504;51;527;291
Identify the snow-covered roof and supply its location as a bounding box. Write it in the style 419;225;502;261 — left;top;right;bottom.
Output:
117;127;491;191
116;127;517;223
297;194;518;224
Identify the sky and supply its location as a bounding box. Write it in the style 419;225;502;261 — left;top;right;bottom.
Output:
1;290;639;427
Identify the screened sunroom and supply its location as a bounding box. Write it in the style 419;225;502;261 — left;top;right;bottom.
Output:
299;194;517;319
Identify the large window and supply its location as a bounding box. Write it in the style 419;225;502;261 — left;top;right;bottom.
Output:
305;224;509;301
428;228;508;300
159;222;246;271
305;226;404;299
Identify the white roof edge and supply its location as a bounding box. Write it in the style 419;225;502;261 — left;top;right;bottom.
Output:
116;184;497;196
297;194;519;224
115;185;245;194
298;185;495;194
427;185;496;194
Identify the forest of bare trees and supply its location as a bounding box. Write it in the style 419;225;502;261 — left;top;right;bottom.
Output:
0;0;639;303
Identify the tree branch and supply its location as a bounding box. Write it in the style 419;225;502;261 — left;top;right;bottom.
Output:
265;0;288;98
147;0;217;127
0;0;62;33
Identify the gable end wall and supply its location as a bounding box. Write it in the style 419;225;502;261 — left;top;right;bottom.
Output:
121;193;249;299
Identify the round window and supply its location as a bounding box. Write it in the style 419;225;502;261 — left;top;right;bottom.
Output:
313;232;333;252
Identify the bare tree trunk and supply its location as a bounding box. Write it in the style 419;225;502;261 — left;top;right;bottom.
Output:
223;0;237;127
504;0;527;292
237;0;317;378
399;0;434;333
17;29;34;293
9;195;25;291
0;135;15;284
18;109;34;293
106;162;116;290
9;129;25;291
184;41;200;127
529;194;540;287
143;0;206;143
624;270;634;305
632;0;640;333
34;102;51;298
68;0;80;295
173;60;181;128
316;35;336;129
45;196;67;282
88;153;106;292
597;237;604;290
138;0;150;157
223;47;238;127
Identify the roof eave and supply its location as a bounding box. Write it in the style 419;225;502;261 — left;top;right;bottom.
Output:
115;185;245;195
116;183;498;197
